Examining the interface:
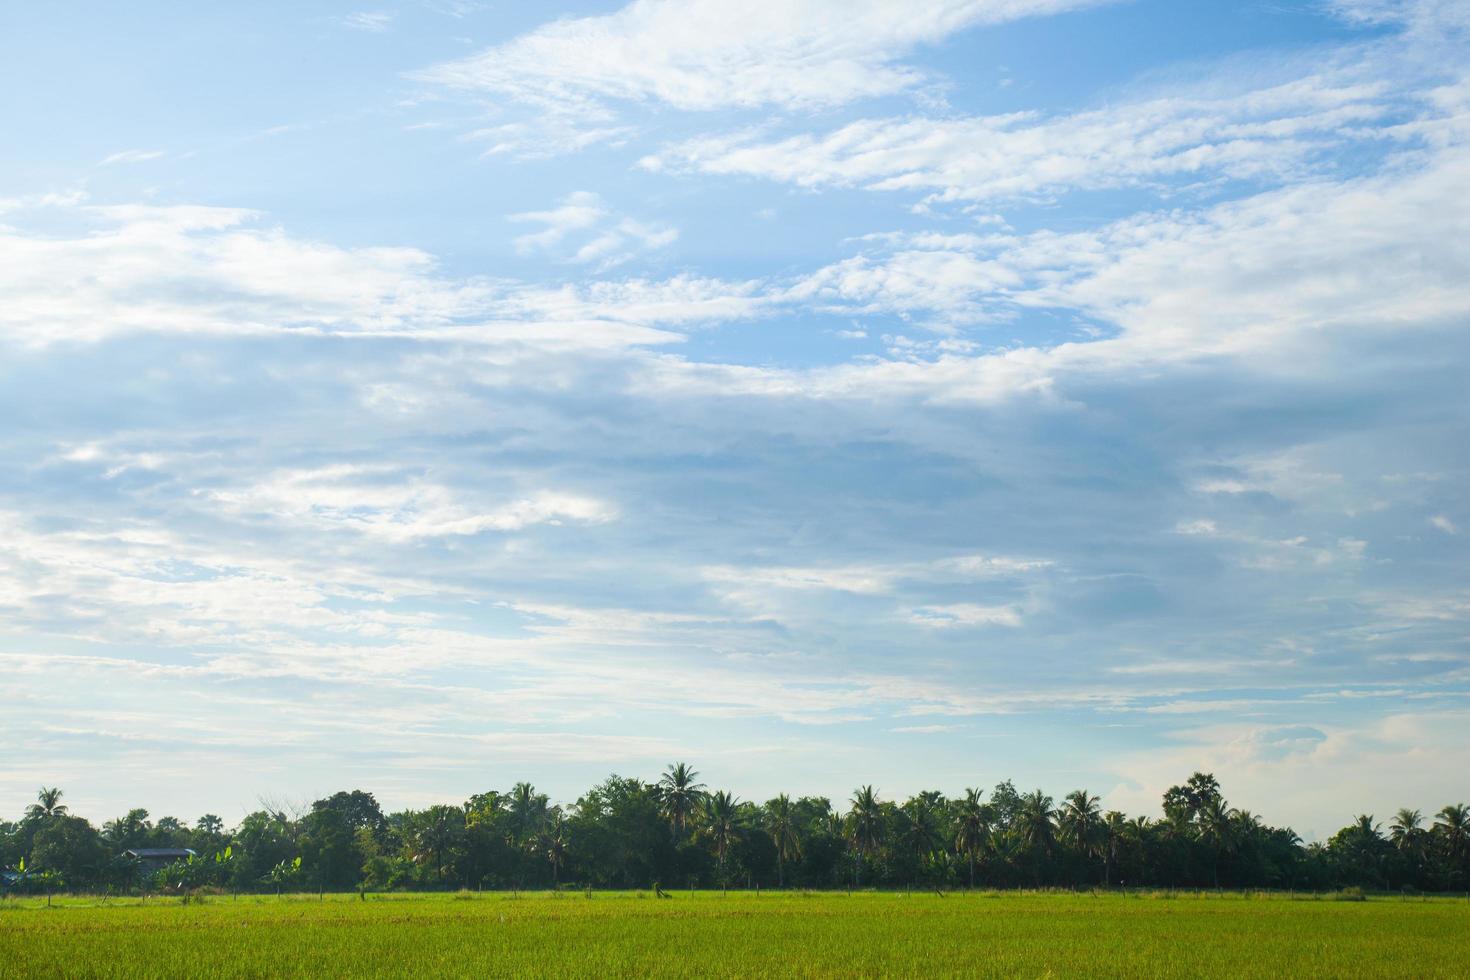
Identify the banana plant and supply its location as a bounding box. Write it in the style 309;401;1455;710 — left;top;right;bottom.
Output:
263;856;302;896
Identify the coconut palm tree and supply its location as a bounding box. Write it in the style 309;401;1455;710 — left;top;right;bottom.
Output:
410;805;464;886
1197;796;1237;889
953;788;992;889
1390;808;1423;849
509;782;549;845
1060;790;1103;882
897;796;943;892
25;788;67;821
1434;803;1469;886
539;813;569;888
658;763;706;842
846;786;884;888
1100;811;1126;887
1016;791;1056;885
699;791;743;892
765;794;802;888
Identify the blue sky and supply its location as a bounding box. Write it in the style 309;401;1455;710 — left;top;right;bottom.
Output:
2;0;1467;837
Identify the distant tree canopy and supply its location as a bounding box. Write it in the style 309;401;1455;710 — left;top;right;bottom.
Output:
3;774;1468;894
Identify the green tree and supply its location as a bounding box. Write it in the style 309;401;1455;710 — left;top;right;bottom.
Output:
764;794;802;888
1016;791;1056;885
1100;810;1127;887
1197;796;1237;888
408;805;466;887
509;783;550;845
25;788;68;822
539;813;569;888
30;815;106;888
845;786;884;888
657;763;706;843
1433;803;1469;888
1059;790;1103;883
896;795;943;891
301;806;362;890
699;791;744;891
102;809;153;849
953;788;992;889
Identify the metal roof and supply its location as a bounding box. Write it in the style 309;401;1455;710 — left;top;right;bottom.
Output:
123;848;197;858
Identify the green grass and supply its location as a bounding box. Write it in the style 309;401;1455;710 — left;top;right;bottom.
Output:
2;890;1467;977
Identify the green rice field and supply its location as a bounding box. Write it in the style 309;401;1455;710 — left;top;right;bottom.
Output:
2;890;1467;977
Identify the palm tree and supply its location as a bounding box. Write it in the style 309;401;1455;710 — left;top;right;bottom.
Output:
1434;803;1469;886
897;796;943;892
846;786;884;888
765;795;802;888
1197;796;1237;889
1060;790;1103;883
953;788;992;889
410;805;464;886
539;813;569;888
509;782;549;844
658;763;706;842
1016;791;1056;886
26;787;67;821
699;791;744;892
1100;811;1126;887
1390;808;1423;849
1120;815;1152;887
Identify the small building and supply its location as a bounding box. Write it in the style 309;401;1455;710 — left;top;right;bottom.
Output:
124;848;196;874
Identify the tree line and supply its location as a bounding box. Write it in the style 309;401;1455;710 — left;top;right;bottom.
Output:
3;770;1468;895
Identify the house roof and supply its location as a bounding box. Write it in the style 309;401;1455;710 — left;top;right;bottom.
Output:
124;848;197;859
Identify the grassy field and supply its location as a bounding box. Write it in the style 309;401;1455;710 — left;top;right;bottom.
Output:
2;889;1467;977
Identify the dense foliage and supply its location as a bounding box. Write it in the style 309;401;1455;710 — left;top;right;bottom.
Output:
3;771;1467;894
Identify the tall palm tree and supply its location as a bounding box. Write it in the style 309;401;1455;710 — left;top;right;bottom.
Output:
1122;815;1152;887
1016;791;1056;885
1060;790;1103;882
699;791;744;891
1100;811;1127;887
953;788;992;889
658;763;706;842
1197;796;1237;889
846;786;884;888
539;813;569;888
26;787;67;821
897;796;943;892
410;805;464;886
1434;803;1469;885
1390;808;1423;849
509;782;548;844
765;794;802;888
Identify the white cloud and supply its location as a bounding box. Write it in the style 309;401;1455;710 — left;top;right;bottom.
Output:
414;0;1107;114
98;149;166;166
908;602;1023;628
509;191;608;251
643;73;1392;205
343;11;394;33
509;191;677;270
0;197;724;348
205;465;617;541
1430;514;1459;534
463;120;635;159
1329;0;1470;34
1175;519;1218;536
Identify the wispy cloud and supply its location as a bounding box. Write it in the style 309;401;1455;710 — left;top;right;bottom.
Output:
414;0;1109;115
98;149;166;166
342;10;394;33
508;191;677;270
